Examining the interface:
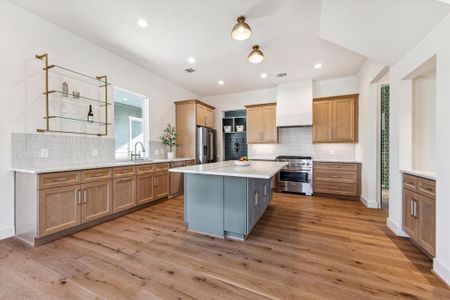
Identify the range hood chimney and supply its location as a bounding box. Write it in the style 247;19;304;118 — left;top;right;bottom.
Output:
276;79;313;127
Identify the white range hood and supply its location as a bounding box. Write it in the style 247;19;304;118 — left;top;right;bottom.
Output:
276;79;313;127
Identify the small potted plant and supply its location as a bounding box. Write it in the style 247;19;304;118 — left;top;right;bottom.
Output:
160;123;178;159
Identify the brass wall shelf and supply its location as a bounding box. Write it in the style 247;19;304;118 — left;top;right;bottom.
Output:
46;90;112;106
35;53;110;136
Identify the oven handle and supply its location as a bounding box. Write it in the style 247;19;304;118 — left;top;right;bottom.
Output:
280;169;311;173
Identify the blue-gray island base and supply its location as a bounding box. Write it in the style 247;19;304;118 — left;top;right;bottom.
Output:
170;161;287;239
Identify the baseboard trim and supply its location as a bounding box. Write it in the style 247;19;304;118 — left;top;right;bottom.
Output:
360;195;379;209
433;259;450;288
387;218;408;237
0;226;15;240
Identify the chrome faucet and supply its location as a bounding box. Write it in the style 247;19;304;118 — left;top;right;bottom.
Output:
131;142;146;160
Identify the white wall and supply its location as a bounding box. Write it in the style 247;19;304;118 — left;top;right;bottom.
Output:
412;72;436;171
389;12;450;285
313;76;357;98
0;1;198;239
354;60;388;209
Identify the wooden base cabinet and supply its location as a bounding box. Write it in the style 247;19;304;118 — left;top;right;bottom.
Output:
313;162;361;199
15;161;175;246
402;174;436;257
113;176;136;213
81;180;112;223
38;184;82;238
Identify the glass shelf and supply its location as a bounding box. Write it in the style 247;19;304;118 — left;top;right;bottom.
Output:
45;115;111;126
46;64;111;87
47;90;111;106
224;131;247;134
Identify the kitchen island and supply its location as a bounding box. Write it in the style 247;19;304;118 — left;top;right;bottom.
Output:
170;161;287;239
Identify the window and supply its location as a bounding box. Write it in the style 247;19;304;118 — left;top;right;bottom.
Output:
113;87;149;160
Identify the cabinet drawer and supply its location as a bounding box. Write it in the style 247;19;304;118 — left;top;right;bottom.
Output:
314;162;358;172
82;168;112;183
154;163;169;172
403;174;418;192
418;178;435;199
314;170;357;184
113;166;136;178
39;171;82;189
136;164;154;175
314;182;358;196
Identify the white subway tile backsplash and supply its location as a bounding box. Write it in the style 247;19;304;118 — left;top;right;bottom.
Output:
11;133;115;170
248;127;313;159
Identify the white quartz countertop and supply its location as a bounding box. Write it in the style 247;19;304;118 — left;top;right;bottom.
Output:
11;158;194;174
401;169;436;180
170;160;288;179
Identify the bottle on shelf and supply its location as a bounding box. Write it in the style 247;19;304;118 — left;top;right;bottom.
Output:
62;81;68;97
87;105;94;122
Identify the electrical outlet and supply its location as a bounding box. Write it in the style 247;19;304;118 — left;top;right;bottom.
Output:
92;149;98;157
40;148;49;158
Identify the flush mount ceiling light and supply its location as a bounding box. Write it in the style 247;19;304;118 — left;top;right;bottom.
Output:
314;63;322;69
188;57;196;64
260;73;267;78
137;18;149;28
248;45;264;64
231;16;252;41
218;80;225;85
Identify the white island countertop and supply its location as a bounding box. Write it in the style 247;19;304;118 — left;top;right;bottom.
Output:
170;161;288;179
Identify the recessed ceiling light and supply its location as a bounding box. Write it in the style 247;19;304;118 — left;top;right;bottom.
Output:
188;57;196;64
260;73;267;78
314;63;322;69
218;80;225;85
137;18;149;28
123;98;128;101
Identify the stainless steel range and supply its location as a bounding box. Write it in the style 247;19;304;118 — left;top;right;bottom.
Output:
275;156;313;196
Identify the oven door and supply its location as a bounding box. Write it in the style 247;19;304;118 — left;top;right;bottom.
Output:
278;169;310;183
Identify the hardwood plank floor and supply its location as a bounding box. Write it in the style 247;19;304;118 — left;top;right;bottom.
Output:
0;193;449;299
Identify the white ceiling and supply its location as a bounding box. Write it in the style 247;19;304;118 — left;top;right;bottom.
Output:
319;0;450;66
9;0;449;96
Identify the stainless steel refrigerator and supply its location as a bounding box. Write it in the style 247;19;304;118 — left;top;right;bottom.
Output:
197;126;217;164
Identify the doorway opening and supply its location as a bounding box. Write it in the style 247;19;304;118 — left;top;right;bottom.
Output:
380;83;390;211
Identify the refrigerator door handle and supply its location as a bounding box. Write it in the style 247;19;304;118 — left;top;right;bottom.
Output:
209;132;214;162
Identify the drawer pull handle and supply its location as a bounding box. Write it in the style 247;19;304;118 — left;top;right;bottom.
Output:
330;175;340;178
54;177;70;182
422;187;433;192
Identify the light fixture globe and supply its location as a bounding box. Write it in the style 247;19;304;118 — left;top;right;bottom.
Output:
248;45;264;64
231;16;252;41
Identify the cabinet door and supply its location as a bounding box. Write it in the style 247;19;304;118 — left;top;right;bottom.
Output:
333;98;357;142
136;173;155;205
113;176;136;213
247;107;262;143
81;180;112;223
403;189;419;240
418;194;435;256
154;172;169;199
261;105;277;143
38;184;81;238
205;108;214;128
196;104;207;126
313;100;333;143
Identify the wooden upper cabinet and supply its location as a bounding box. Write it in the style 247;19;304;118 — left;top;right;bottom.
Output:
313;94;358;143
247;107;262;143
312;100;333;143
196;103;215;128
246;103;277;144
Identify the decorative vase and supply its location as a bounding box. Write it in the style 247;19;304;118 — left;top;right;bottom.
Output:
167;152;175;159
